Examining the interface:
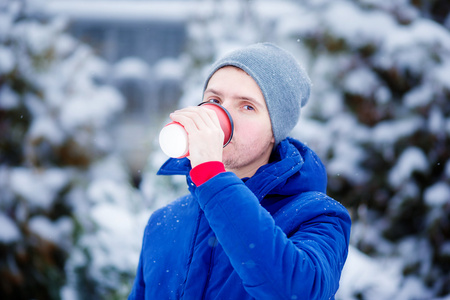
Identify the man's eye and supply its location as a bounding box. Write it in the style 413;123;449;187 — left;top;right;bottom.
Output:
243;105;254;111
208;99;220;104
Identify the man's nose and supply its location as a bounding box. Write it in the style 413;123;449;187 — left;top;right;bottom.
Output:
220;101;234;119
220;100;231;111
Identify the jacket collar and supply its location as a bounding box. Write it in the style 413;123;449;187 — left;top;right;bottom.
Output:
157;137;327;200
157;156;191;176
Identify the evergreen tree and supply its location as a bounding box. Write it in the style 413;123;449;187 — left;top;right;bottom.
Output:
0;1;144;299
284;0;450;298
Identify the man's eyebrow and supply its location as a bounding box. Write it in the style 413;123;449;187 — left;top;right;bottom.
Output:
204;88;222;96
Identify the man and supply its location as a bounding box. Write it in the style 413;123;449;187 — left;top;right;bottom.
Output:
129;43;351;299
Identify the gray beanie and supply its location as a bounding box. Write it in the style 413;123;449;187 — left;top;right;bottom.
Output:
203;42;311;146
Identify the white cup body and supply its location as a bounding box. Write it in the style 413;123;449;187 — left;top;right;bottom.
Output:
158;122;189;158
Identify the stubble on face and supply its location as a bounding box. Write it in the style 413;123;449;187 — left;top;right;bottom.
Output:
222;133;273;176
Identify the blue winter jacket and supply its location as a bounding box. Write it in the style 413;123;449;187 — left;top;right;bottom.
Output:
129;138;351;299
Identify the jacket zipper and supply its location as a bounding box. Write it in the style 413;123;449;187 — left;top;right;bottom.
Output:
201;235;218;299
180;204;203;299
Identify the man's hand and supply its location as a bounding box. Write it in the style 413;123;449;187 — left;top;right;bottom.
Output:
170;106;224;168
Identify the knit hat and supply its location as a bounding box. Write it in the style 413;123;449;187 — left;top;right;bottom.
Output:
203;42;311;146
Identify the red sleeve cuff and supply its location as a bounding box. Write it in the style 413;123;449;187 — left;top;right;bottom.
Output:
190;161;226;186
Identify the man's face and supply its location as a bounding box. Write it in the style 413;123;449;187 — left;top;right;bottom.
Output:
203;66;274;178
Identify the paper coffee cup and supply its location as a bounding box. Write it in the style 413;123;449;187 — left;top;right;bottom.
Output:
159;103;233;158
198;102;233;147
159;122;189;158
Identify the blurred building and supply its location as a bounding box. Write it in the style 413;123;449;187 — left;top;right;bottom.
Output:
42;1;204;175
43;0;200;123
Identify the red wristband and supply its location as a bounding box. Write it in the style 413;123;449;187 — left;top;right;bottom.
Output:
190;161;226;186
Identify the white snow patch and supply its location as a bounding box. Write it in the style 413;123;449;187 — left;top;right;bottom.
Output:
113;57;150;81
79;179;149;280
325;1;396;47
337;246;401;300
89;155;130;183
10;168;71;210
433;58;450;89
0;45;15;74
404;84;434;108
18;21;53;55
344;67;379;97
87;179;133;206
424;182;450;207
317;91;344;120
91;203;134;236
374;86;391;105
0;212;21;243
294;118;330;157
24;93;47;117
372;117;422;145
53;32;78;58
29;117;65;145
328;140;368;184
29;216;73;246
389;147;428;188
328;114;370;142
0;10;14;41
0;84;19;109
383;18;450;54
428;106;446;134
154;58;184;81
59;86;124;132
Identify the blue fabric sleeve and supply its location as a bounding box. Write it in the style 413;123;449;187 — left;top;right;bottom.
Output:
194;172;351;300
128;227;147;299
